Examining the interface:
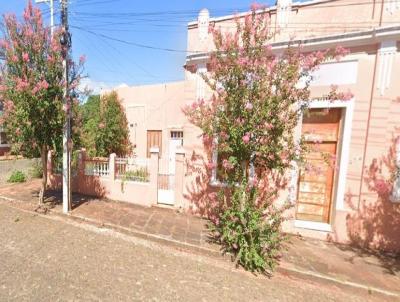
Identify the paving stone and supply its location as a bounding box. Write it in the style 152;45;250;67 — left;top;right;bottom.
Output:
1;180;400;298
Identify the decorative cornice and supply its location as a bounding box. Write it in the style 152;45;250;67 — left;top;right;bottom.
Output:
186;26;400;62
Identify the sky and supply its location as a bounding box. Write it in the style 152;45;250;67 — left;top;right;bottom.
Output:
0;0;278;93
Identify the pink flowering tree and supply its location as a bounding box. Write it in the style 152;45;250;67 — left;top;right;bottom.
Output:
184;5;351;273
0;1;84;205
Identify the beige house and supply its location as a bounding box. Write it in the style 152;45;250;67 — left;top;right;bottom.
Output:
104;0;400;251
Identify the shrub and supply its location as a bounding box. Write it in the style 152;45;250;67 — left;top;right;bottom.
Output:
183;5;350;274
122;168;149;182
29;159;43;178
210;182;288;273
8;170;27;183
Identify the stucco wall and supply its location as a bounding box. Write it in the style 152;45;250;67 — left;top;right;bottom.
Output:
109;1;400;251
187;0;400;54
115;82;189;159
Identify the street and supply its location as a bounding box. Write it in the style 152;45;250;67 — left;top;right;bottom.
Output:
0;203;393;302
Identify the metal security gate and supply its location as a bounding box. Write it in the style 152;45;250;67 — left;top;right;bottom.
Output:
157;158;175;205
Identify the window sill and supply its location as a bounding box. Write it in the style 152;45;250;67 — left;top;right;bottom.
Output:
294;220;332;232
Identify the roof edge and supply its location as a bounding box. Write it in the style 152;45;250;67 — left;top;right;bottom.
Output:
187;0;334;27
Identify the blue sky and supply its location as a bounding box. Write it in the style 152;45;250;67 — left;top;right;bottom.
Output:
1;0;278;92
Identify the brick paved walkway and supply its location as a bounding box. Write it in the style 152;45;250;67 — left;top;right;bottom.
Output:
0;180;399;298
2;203;389;302
73;199;214;251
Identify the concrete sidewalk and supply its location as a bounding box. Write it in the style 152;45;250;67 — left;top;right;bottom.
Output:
0;180;399;298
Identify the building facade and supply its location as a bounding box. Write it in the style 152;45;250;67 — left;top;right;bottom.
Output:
113;0;400;251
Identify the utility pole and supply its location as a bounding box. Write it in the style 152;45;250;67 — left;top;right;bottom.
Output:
35;0;54;37
61;0;72;213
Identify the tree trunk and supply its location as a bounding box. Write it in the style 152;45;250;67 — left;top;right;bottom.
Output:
38;145;48;205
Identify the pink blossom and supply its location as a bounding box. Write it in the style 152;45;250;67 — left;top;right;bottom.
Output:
235;117;244;125
40;80;49;90
197;98;205;106
79;54;86;65
222;159;234;170
22;53;29;62
335;46;350;61
242;133;250;144
216;86;224;94
51;42;60;52
99;122;105;129
63;103;70;113
250;3;264;11
4;100;14;111
206;161;216;170
16;79;29;91
265;122;273;130
0;39;9;49
245;102;253;110
238;57;248;67
11;55;18;63
341;90;354;101
220;131;229;141
202;134;212;146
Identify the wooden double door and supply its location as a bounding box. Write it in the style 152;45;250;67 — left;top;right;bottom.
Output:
296;108;342;224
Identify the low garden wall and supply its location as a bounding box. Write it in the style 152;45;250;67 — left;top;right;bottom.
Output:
47;148;186;208
0;157;41;185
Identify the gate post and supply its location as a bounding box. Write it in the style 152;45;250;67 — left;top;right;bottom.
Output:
150;147;160;205
77;149;86;193
109;153;116;181
175;148;185;208
47;150;54;189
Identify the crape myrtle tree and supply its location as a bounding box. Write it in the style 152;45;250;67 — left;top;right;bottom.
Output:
80;92;131;157
183;4;352;273
0;1;84;205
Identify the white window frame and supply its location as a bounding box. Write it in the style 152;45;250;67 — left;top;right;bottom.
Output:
293;98;355;232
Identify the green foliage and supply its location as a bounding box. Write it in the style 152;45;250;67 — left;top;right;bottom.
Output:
0;1;84;204
184;7;350;273
122;168;149;183
80;92;131;157
0;2;83;159
29;159;43;178
7;170;26;183
212;182;287;273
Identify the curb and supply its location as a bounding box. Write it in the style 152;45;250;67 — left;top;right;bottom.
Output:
69;212;400;299
0;195;399;299
66;212;222;259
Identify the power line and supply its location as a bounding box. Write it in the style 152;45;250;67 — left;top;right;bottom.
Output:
71;25;199;53
72;22;183;85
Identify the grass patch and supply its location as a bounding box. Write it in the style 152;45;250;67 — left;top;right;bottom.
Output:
7;170;27;183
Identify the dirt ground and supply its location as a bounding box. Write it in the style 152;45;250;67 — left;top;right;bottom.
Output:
0;203;396;302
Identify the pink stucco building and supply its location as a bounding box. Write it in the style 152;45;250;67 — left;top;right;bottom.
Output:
109;0;400;251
